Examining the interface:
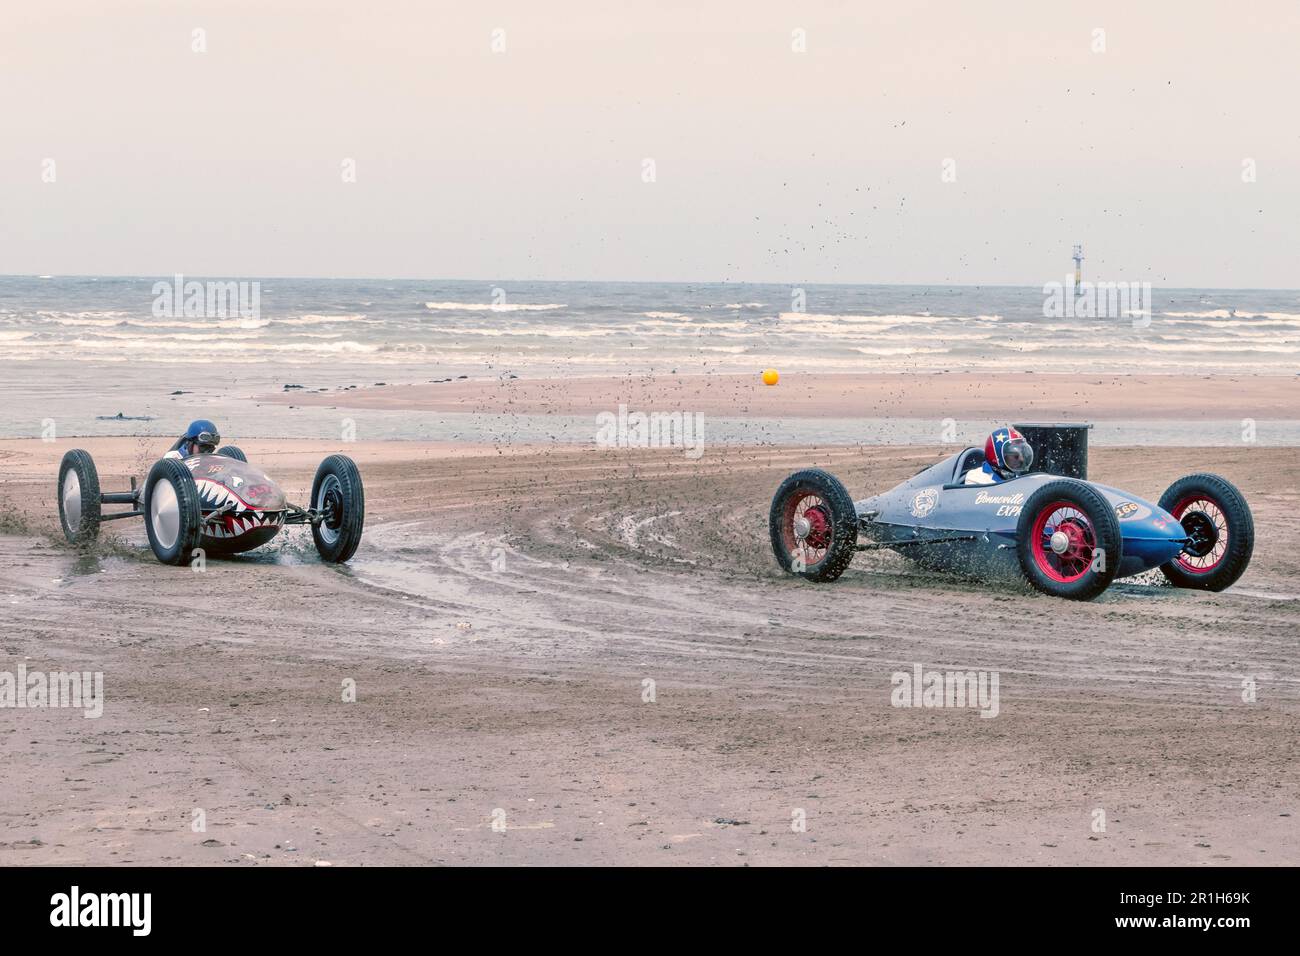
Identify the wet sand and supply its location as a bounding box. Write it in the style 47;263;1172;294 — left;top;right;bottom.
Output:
0;437;1297;865
258;372;1299;421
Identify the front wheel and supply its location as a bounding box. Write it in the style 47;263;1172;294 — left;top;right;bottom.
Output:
216;445;247;462
1016;480;1121;600
311;455;365;563
769;469;859;582
58;449;102;545
1157;473;1253;591
143;458;203;565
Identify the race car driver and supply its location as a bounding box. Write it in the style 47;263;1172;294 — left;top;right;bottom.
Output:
163;419;221;459
964;425;1034;484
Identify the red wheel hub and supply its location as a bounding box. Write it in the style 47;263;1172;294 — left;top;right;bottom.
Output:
781;491;834;569
800;505;831;549
1031;501;1096;583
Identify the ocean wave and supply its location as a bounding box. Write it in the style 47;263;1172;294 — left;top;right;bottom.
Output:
68;330;265;343
40;315;270;330
780;312;1002;324
1162;310;1300;322
641;311;690;319
1136;342;1300;354
424;301;566;312
35;310;131;320
274;313;371;326
636;319;750;331
723;303;766;309
1161;316;1300;328
418;325;616;338
771;324;996;341
852;346;952;356
66;338;378;354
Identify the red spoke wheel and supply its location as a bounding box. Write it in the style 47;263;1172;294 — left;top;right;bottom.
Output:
1157;473;1253;592
1016;479;1121;600
769;469;858;582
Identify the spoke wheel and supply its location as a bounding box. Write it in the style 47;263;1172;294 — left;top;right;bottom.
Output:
769;469;858;583
1016;479;1120;600
1157;474;1253;592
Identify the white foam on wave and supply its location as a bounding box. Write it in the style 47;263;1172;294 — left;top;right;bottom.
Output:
424;301;566;312
74;330;264;343
637;319;749;331
35;314;131;329
641;311;690;319
780;312;1002;325
1139;341;1300;354
67;337;377;354
42;315;270;330
776;324;995;341
852;346;952;356
419;325;614;338
275;313;370;326
1163;309;1300;321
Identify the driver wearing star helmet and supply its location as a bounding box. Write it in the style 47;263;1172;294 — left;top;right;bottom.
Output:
163;419;221;460
964;425;1034;485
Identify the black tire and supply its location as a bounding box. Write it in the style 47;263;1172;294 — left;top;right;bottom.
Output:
769;468;859;582
1016;479;1121;600
143;458;203;566
57;449;102;545
1157;473;1253;592
216;445;247;462
310;455;364;563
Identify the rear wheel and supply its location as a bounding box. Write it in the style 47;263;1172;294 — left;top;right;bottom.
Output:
1157;473;1253;591
1017;480;1121;600
311;455;365;563
216;445;247;462
769;469;859;582
143;458;203;565
57;449;101;545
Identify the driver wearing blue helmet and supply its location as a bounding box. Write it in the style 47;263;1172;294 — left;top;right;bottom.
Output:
164;419;221;460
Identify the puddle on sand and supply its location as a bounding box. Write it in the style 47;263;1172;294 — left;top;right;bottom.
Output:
1231;588;1300;602
341;557;462;602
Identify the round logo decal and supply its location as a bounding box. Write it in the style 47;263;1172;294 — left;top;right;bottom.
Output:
909;487;938;518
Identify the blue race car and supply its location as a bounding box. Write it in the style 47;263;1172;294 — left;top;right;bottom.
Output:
769;423;1254;600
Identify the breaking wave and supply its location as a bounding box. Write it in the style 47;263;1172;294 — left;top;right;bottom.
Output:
424;302;566;312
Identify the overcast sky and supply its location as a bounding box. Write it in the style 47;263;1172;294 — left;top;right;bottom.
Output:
2;1;1297;287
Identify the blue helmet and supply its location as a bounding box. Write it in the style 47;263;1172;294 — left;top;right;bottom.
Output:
183;419;221;453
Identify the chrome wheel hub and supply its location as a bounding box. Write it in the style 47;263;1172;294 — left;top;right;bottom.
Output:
62;469;81;530
1049;530;1070;555
316;474;342;545
150;479;180;550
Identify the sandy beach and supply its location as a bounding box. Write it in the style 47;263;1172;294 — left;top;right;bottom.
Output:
1;433;1296;865
258;372;1300;421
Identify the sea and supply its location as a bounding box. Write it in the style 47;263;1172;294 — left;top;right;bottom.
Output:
1;276;1297;445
